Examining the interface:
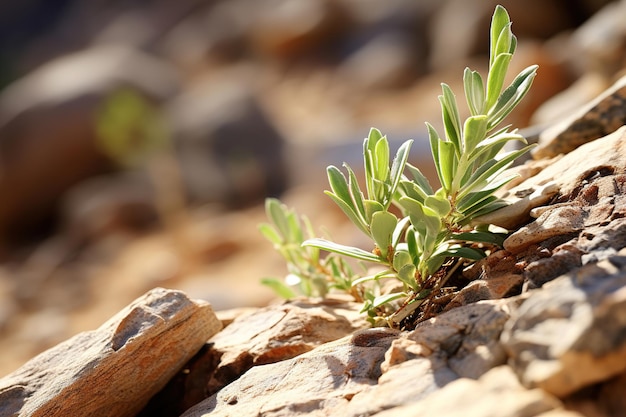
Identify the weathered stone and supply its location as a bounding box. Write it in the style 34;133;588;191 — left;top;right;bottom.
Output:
523;243;584;290
0;288;221;417
370;366;563;417
484;126;626;233
534;412;586;417
248;0;349;61
534;75;626;159
501;252;626;397
180;331;395;417
504;205;585;252
344;300;513;417
445;273;524;311
205;297;367;395
562;369;626;417
337;31;419;90
530;72;610;127
472;181;559;230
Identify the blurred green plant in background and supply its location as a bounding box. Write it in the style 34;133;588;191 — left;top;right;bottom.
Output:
96;89;195;275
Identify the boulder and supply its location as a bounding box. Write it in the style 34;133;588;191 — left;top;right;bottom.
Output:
0;288;221;417
371;366;564;417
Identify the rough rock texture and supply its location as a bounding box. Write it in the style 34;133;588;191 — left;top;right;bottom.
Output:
136;297;367;416
371;366;563;417
0;288;221;417
534;74;626;159
205;297;367;394
181;331;395;417
502;252;626;397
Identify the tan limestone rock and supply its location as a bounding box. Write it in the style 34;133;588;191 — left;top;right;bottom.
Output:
0;287;221;417
181;330;396;417
480;126;626;232
205;296;367;395
501;252;626;397
342;300;513;417
504;205;585;252
370;366;563;417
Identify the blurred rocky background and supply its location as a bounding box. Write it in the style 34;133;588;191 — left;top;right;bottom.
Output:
0;0;623;376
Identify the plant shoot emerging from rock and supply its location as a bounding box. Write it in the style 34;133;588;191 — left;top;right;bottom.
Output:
259;198;364;300
261;5;537;328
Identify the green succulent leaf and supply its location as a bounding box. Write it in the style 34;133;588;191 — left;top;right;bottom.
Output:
324;190;369;236
449;230;506;246
326;166;353;208
425;195;451;217
488;65;538;129
465;199;509;220
265;198;291;239
490;5;512;67
393;250;414;271
363;199;385;224
405;163;435;196
467;130;526;165
303;238;383;263
486;53;512;110
352;269;395;287
439;84;462;154
371;292;406;309
436;246;486;261
258;223;282;246
438;140;457;191
458;145;533;200
464;68;485;116
494;23;515;60
397;263;418;288
371;211;398;258
388;140;413;206
463;115;488;154
390;217;409;248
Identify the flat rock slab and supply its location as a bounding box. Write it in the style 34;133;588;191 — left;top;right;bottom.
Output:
181;330;397;417
0;287;221;417
205;297;367;395
370;366;563;417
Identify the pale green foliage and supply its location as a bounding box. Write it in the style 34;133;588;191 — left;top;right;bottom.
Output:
96;89;169;166
259;198;362;299
261;6;537;327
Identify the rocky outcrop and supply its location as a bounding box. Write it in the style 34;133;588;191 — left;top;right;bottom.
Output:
2;2;626;417
0;288;221;417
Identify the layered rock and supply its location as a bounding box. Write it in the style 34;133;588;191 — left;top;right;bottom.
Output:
0;288;221;417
